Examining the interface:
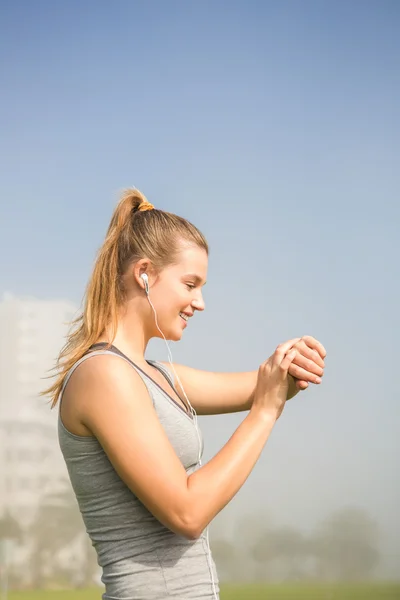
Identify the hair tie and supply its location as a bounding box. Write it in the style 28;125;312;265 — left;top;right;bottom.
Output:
137;200;155;212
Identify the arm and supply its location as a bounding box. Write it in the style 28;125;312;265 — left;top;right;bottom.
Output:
163;365;257;415
78;354;278;540
163;335;326;415
161;366;299;415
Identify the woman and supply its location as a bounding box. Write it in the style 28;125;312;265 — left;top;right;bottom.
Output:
44;189;326;599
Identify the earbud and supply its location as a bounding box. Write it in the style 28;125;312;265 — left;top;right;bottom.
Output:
140;273;149;295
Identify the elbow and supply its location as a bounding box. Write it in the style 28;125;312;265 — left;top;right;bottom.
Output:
180;525;203;541
163;484;207;540
182;524;203;541
172;511;205;541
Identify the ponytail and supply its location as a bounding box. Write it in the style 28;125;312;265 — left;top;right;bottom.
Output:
41;188;208;407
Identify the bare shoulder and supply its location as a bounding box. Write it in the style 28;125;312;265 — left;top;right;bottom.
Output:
61;353;146;436
69;353;150;412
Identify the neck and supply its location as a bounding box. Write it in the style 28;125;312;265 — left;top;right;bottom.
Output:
97;296;153;364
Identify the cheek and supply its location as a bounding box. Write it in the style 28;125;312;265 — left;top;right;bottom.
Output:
153;288;181;316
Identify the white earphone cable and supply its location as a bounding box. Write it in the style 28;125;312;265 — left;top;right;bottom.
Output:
145;289;218;600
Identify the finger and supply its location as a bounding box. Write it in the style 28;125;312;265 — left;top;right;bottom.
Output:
273;338;301;365
289;363;322;384
295;340;325;368
295;380;309;390
292;350;324;376
301;336;327;359
279;349;298;375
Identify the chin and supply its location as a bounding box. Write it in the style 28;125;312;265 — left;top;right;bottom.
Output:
169;329;183;342
156;327;183;342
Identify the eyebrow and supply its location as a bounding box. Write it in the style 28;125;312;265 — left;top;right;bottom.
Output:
184;274;207;285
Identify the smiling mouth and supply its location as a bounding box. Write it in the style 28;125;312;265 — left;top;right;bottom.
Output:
179;312;189;322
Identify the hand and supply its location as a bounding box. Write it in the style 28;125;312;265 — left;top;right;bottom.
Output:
288;335;326;390
253;338;300;420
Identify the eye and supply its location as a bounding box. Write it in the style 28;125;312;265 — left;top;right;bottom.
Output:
185;283;195;290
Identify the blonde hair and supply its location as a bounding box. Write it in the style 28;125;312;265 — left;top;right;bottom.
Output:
42;188;208;408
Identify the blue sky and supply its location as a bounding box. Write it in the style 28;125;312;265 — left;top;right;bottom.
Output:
1;0;399;577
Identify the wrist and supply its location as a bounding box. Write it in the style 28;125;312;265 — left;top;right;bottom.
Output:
250;403;278;426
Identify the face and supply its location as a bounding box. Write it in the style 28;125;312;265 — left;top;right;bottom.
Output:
148;243;208;341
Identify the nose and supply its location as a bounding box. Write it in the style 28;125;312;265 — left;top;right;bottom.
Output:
192;292;205;312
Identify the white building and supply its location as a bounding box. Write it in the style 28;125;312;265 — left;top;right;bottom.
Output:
0;292;78;525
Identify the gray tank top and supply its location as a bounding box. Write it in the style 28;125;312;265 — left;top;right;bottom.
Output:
58;343;219;599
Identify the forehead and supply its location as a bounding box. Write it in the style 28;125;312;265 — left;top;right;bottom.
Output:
170;244;208;277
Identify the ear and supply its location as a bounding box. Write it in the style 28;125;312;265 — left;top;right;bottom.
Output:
132;259;156;292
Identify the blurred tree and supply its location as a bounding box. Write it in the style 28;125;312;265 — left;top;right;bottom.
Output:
233;512;273;581
0;512;21;541
252;525;308;581
210;539;237;582
310;506;380;581
28;481;89;587
0;512;22;591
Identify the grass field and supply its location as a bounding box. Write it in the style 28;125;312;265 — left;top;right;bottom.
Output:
7;584;400;600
